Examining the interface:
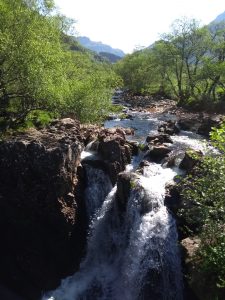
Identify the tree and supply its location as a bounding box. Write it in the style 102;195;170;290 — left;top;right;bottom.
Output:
0;0;120;129
0;0;69;127
156;18;211;104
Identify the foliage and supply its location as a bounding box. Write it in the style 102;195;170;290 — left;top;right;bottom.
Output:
179;124;225;298
115;18;225;109
0;0;120;130
210;122;225;152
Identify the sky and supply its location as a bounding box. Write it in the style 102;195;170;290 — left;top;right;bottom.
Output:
54;0;225;53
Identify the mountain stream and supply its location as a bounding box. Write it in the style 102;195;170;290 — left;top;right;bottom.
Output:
43;102;210;300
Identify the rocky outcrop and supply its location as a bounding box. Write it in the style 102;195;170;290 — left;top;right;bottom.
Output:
177;117;201;132
178;114;224;136
0;119;86;300
158;120;180;135
197;116;222;137
116;172;137;213
179;150;203;173
83;128;135;185
144;145;172;163
146;133;173;145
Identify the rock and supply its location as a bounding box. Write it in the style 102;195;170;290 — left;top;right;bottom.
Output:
0;119;86;299
127;140;139;156
146;133;173;144
164;183;181;213
139;160;151;168
162;150;185;168
145;145;172;162
178;117;201;132
98;131;132;184
116;172;138;213
197;117;222;137
179;149;203;173
158;120;180;135
178;115;224;137
181;237;201;261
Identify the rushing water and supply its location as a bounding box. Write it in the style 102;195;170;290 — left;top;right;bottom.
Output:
43;164;183;300
43;106;209;300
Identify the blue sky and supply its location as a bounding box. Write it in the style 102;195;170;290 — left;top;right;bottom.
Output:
54;0;225;53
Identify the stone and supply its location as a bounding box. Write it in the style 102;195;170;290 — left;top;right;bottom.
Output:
158;120;180;135
178;118;201;132
197;117;222;137
97;130;132;184
145;145;172;162
116;172;139;214
179;149;203;173
146;133;173;144
0;119;86;299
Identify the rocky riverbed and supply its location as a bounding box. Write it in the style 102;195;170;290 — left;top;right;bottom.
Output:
0;96;224;300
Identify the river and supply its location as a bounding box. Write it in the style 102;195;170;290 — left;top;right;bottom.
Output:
43;99;209;300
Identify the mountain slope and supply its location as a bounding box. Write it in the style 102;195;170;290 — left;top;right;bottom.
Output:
213;11;225;23
77;36;125;58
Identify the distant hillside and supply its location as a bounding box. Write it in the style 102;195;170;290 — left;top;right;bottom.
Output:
213;11;225;23
77;36;125;58
99;52;122;63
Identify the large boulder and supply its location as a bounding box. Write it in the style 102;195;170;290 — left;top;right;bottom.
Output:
0;119;86;299
158;120;180;135
178;117;201;132
179;149;203;173
97;129;134;184
146;133;173;145
197;116;222;137
145;145;172;163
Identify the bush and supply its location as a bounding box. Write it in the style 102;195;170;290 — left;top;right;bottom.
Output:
179;124;225;298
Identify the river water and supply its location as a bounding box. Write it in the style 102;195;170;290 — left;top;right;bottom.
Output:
43;104;208;300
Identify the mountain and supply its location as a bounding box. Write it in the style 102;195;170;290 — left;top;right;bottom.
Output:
77;36;125;58
98;52;122;63
213;11;225;23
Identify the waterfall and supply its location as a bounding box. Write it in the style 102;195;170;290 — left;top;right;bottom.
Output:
43;162;183;300
84;164;112;219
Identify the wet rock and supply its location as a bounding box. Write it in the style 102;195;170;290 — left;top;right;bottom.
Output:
197;116;222;137
164;183;181;213
162;149;185;168
139;160;151;168
145;145;172;163
158;120;180;135
127;140;139;156
179;149;203;173
116;172;139;213
146;133;173;145
98;131;133;184
178;117;201;132
125;113;134;119
136;160;152;175
162;154;176;168
0;119;86;299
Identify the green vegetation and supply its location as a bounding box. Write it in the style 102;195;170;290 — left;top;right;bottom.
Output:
0;0;120;131
115;18;225;110
179;124;225;298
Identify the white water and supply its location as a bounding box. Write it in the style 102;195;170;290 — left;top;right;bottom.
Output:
42;109;213;300
43;162;183;300
84;164;112;219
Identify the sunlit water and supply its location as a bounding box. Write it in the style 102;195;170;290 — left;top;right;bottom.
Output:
43;163;183;300
42;108;211;300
